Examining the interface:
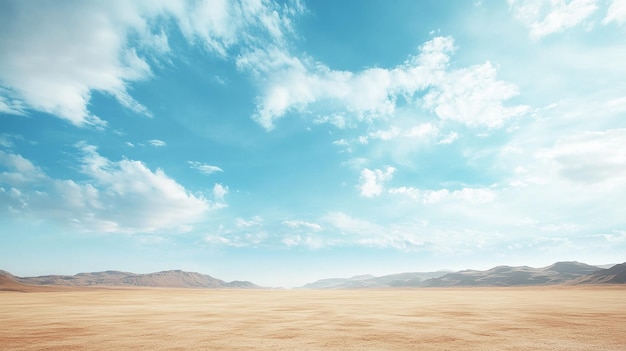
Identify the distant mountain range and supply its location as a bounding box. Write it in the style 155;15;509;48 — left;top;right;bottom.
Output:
2;261;625;291
300;262;626;289
0;269;258;291
300;271;450;289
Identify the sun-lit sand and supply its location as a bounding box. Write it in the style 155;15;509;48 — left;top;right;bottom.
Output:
1;286;625;350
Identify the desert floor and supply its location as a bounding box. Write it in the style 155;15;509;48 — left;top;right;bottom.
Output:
1;286;625;350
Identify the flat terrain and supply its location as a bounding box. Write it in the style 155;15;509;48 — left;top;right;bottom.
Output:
1;286;625;350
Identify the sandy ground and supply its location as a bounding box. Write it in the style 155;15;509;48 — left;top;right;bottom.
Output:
1;286;625;350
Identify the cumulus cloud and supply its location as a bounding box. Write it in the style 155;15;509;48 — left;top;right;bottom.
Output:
0;144;223;233
0;1;157;126
358;166;396;197
170;0;302;56
188;161;223;175
423;62;529;128
239;36;527;130
0;0;303;126
0;151;47;186
603;0;626;24
212;183;228;202
508;0;599;39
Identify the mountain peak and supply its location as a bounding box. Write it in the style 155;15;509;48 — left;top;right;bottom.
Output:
543;262;599;275
573;262;626;284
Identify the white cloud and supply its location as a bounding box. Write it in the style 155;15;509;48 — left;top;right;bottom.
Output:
0;151;47;185
437;131;459;144
368;123;439;142
508;0;599;39
368;127;402;141
240;36;526;130
235;216;263;228
148;139;167;147
540;128;626;185
0;0;303;126
282;219;323;231
314;114;349;129
332;139;349;146
319;211;472;252
188;161;223;175
281;234;324;249
0;145;220;233
603;0;626;24
0;88;25;115
423;62;529;128
323;211;383;237
0;1;157;126
484;123;626;238
390;186;497;205
358;166;396;197
0;134;15;148
212;183;228;202
342;157;369;170
170;0;301;56
601;231;626;243
388;186;421;200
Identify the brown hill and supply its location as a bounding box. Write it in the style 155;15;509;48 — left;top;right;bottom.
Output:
572;263;626;284
421;262;602;287
299;261;624;289
0;270;26;292
3;270;259;289
0;270;64;292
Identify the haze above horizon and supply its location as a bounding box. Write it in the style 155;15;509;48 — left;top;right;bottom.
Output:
1;0;625;287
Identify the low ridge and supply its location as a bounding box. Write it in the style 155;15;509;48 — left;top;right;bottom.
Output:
572;262;626;284
1;270;260;289
300;262;621;289
421;262;603;287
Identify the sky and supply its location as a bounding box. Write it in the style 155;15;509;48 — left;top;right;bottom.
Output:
1;0;625;288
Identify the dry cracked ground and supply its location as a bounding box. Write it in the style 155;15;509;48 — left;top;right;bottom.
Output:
1;286;625;350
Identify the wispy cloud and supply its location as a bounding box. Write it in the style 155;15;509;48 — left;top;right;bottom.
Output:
603;0;626;24
188;161;223;175
148;139;167;147
282;219;323;231
389;186;497;205
508;0;599;39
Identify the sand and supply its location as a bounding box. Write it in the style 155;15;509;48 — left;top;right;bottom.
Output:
1;286;625;350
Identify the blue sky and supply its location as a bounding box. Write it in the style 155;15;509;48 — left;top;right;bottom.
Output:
1;0;625;287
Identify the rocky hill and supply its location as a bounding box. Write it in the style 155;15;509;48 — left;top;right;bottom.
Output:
571;263;626;284
1;269;259;289
300;262;625;288
421;262;601;287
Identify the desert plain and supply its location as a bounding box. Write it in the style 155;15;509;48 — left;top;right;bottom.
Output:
1;286;625;350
